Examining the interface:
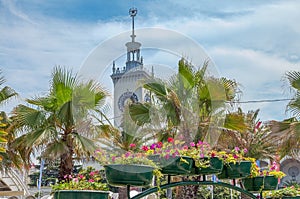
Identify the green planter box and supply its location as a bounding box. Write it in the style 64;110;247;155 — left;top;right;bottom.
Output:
267;197;300;199
243;176;278;192
218;161;252;179
53;190;109;199
104;164;154;186
149;155;194;175
193;157;223;175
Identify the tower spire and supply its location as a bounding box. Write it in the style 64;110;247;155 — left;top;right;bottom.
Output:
129;8;137;42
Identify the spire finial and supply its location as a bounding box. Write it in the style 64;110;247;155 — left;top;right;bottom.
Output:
129;8;137;42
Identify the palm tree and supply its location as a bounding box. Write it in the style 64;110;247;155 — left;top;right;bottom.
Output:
128;58;241;199
11;67;109;180
0;112;24;169
0;117;8;162
129;58;240;144
267;71;300;159
218;108;278;160
0;70;18;163
0;70;18;106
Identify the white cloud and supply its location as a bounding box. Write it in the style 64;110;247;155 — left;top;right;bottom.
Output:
0;0;299;121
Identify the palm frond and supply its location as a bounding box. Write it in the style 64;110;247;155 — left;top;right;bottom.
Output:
0;86;18;106
42;140;68;159
71;132;96;156
12;104;46;128
286;71;300;91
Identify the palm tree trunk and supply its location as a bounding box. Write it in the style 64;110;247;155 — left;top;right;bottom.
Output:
59;135;74;181
175;176;201;199
59;152;73;181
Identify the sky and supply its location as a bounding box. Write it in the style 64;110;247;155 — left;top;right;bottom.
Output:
0;0;299;122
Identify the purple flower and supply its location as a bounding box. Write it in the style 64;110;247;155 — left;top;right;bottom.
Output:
125;152;131;158
190;142;195;147
150;143;157;150
243;148;248;154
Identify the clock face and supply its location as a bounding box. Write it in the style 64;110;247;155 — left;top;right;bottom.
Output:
118;91;138;111
144;93;151;102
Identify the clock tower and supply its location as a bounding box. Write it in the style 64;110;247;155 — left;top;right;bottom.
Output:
111;8;152;127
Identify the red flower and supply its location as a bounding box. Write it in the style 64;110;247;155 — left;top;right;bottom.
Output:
141;145;149;151
157;142;163;148
167;137;174;143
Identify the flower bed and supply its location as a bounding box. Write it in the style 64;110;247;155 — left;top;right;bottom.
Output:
51;167;109;191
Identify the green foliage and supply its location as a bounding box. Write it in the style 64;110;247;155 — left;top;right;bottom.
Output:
197;185;241;199
263;186;300;198
51;167;109;191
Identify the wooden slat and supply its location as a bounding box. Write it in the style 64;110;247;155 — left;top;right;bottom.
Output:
0;190;24;196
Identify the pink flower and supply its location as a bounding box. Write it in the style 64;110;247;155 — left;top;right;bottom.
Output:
88;179;95;182
89;171;95;176
243;148;248;154
182;145;188;150
172;151;179;158
190;142;195;147
165;154;170;159
78;174;84;179
234;147;240;152
73;178;78;182
112;156;116;162
167;137;174;143
129;143;136;148
270;161;278;171
233;154;239;159
197;141;203;147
